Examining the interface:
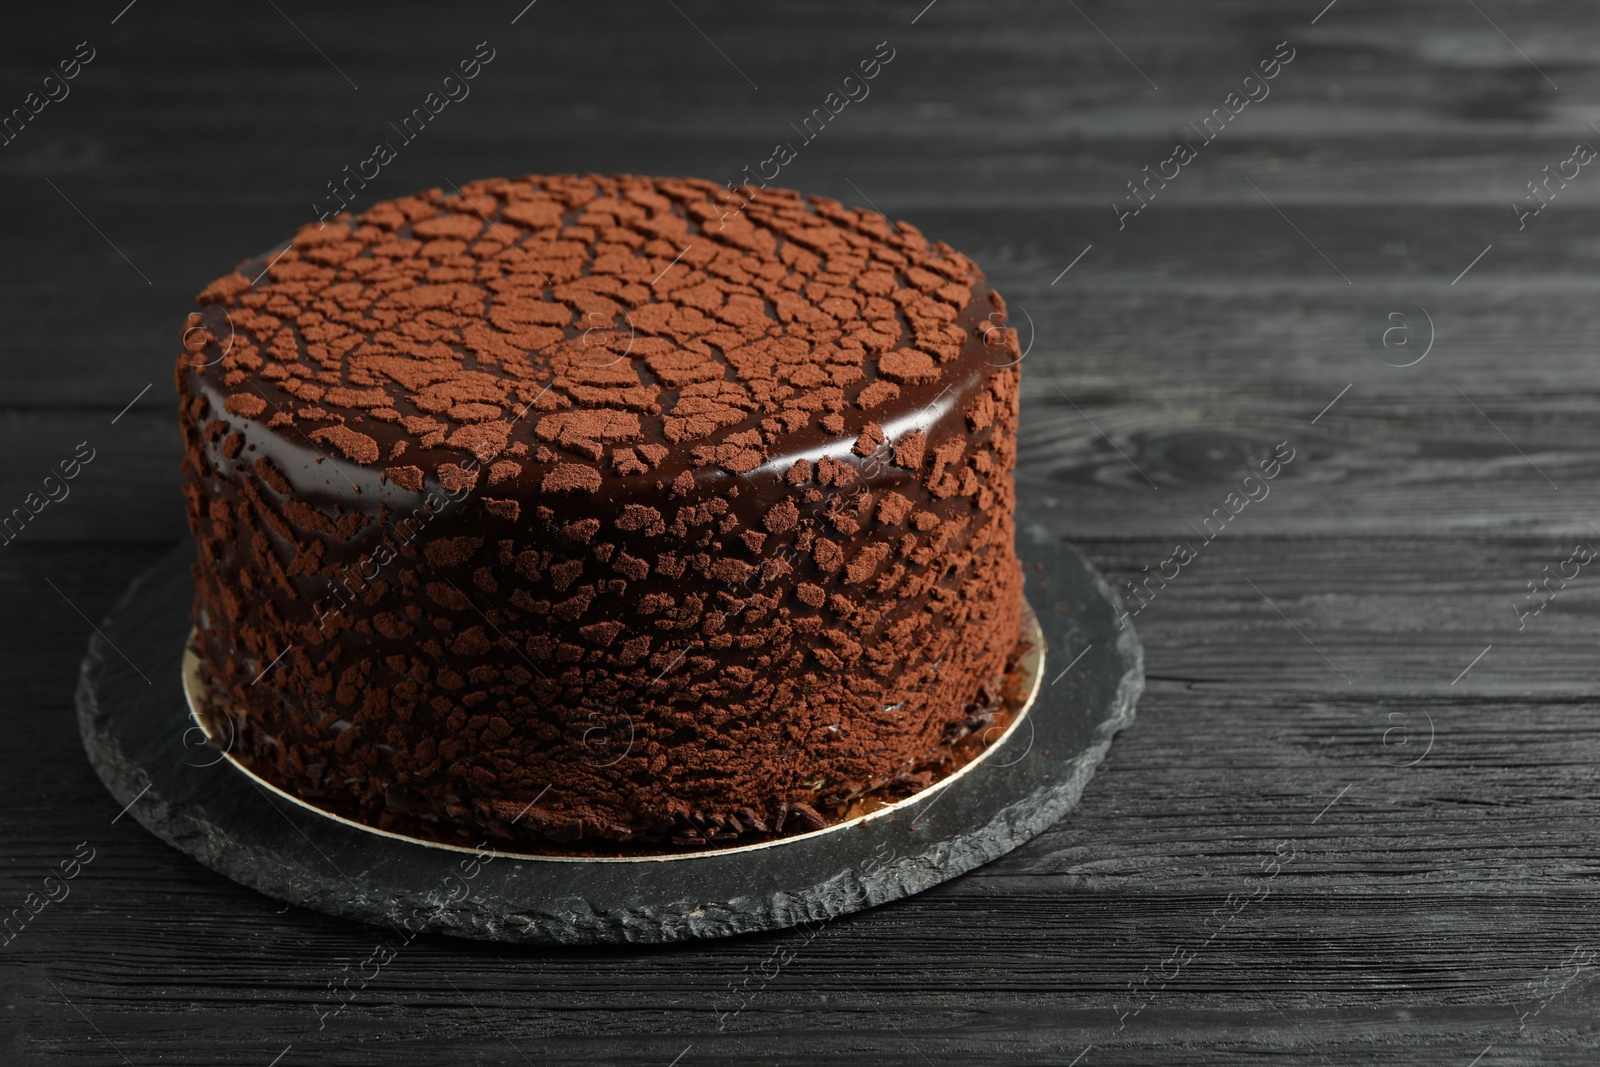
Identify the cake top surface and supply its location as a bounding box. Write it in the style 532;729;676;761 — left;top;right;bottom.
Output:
182;174;1002;498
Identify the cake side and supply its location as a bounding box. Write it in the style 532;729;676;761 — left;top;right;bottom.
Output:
177;175;1023;845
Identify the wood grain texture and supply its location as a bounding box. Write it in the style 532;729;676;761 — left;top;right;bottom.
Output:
4;0;1599;1063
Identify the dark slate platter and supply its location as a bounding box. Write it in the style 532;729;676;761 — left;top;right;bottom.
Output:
74;518;1141;945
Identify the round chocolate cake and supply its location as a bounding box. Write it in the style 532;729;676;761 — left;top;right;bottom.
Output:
176;174;1023;847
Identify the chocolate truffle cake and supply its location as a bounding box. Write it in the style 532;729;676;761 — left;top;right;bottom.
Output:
177;174;1023;847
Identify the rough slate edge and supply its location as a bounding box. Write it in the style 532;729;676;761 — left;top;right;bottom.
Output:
74;516;1142;945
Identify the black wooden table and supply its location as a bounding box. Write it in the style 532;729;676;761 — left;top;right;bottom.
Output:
4;1;1597;1062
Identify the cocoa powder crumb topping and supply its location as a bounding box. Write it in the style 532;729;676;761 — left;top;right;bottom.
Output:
187;175;986;493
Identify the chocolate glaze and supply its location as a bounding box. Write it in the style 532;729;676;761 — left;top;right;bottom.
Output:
177;174;1023;847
